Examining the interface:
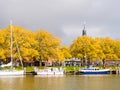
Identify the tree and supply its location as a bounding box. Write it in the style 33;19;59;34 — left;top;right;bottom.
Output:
98;37;119;60
70;36;104;65
0;26;11;59
35;30;61;61
60;46;72;59
12;25;39;61
0;25;39;61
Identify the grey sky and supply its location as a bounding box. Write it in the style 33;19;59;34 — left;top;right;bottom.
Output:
0;0;120;45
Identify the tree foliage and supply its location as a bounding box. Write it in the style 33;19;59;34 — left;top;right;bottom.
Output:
70;36;103;60
70;36;120;61
0;25;68;61
60;46;72;59
1;25;120;63
35;30;62;61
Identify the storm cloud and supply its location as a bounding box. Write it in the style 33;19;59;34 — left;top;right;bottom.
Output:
0;0;120;45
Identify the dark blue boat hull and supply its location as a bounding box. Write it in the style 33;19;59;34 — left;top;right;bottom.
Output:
80;71;109;74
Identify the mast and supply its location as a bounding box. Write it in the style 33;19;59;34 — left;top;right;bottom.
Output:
10;21;23;70
10;20;13;70
15;40;24;69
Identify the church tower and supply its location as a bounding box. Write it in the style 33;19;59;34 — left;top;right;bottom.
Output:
82;24;87;36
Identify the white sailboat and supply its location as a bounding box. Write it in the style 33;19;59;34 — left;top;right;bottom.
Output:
0;21;24;76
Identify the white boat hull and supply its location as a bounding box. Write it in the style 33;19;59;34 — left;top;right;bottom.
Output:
0;70;24;76
36;67;64;75
37;71;64;75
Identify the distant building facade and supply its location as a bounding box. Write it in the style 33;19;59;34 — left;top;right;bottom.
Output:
105;60;120;66
64;58;81;66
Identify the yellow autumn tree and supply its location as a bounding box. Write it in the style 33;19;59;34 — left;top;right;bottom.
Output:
114;39;120;59
60;46;72;59
0;25;39;61
97;37;119;60
12;25;39;61
1;24;120;63
0;26;11;59
70;36;104;62
0;29;6;59
35;30;61;61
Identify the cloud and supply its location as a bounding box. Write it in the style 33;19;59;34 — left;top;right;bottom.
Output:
0;0;120;45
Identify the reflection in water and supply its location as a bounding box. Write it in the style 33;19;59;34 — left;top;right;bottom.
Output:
35;75;64;78
0;75;120;90
0;76;24;90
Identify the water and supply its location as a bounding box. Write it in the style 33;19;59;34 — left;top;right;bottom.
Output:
0;75;120;90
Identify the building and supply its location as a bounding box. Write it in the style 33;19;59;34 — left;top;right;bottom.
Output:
65;58;81;66
82;23;87;36
105;60;120;66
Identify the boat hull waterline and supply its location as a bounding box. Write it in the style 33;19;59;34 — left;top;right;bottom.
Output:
36;67;64;75
79;69;110;75
0;70;24;76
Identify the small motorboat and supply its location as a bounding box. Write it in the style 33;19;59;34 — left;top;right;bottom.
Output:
35;67;64;75
79;66;110;75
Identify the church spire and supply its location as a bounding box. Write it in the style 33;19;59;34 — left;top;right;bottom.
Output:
82;23;87;36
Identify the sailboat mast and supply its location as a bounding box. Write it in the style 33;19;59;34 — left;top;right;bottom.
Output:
15;40;24;69
10;20;13;69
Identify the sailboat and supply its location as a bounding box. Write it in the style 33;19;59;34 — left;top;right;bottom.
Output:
0;21;24;76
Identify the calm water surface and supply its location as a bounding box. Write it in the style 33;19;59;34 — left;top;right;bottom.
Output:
0;75;120;90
